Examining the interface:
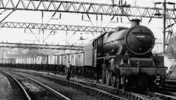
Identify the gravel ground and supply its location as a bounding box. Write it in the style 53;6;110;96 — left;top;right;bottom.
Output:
0;72;26;100
11;73;65;100
16;72;112;100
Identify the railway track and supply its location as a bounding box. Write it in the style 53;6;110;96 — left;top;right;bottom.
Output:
163;80;176;92
151;92;176;100
2;71;71;100
13;71;130;100
9;69;153;100
0;71;31;100
150;80;176;100
3;68;176;100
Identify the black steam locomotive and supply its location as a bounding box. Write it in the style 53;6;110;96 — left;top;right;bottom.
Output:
92;19;166;90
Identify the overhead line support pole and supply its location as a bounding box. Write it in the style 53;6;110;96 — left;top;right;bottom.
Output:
163;0;166;53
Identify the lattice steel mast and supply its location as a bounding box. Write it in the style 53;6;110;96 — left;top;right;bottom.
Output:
0;22;116;32
0;0;175;19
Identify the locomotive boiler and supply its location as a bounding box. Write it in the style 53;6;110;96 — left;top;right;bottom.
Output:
92;19;166;90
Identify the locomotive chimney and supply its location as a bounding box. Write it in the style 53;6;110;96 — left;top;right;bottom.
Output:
130;19;141;27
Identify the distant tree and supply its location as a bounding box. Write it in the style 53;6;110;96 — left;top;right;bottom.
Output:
166;36;176;58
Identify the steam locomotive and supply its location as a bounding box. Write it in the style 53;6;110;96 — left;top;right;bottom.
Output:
92;19;167;90
0;19;166;91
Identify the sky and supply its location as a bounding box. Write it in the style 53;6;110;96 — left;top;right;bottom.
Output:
0;0;176;67
0;0;175;52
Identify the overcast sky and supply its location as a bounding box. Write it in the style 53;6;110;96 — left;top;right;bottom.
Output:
0;0;175;53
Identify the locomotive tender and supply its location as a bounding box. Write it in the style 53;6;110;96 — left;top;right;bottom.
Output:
92;19;167;90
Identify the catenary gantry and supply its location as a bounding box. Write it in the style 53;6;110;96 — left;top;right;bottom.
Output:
0;42;83;50
0;0;175;52
0;22;116;32
0;0;176;19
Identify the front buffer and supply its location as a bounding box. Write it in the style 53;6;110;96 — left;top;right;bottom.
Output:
119;66;167;91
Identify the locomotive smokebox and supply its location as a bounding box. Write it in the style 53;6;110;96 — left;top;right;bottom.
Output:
130;19;141;27
126;19;155;55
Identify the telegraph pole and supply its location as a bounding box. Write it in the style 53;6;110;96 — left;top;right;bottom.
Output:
155;0;175;53
163;0;166;53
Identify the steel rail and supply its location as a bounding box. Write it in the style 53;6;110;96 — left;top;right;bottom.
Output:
154;92;176;100
2;71;31;100
23;75;71;100
17;70;151;100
